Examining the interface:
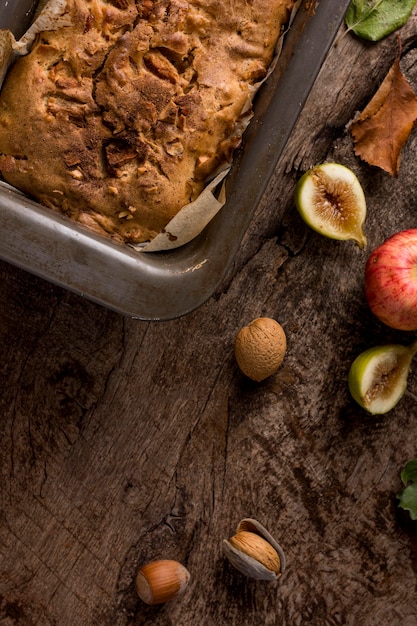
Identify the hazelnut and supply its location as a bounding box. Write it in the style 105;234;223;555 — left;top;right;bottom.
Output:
135;559;190;605
234;317;287;381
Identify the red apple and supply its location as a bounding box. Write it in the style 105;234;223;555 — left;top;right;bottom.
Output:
365;229;417;331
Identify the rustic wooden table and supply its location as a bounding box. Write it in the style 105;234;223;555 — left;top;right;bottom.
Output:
1;6;417;626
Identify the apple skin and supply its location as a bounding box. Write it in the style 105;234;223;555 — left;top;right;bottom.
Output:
365;229;417;331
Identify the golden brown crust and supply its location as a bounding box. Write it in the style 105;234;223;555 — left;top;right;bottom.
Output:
0;0;295;244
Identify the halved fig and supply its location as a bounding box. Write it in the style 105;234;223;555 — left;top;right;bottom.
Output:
348;343;417;414
294;162;367;248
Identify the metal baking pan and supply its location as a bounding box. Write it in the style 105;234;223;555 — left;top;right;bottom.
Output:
0;0;351;320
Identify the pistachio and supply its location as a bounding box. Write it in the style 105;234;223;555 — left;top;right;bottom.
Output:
229;531;280;573
135;559;190;605
223;518;286;581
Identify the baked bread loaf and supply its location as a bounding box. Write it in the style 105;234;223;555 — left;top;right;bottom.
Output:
0;0;295;245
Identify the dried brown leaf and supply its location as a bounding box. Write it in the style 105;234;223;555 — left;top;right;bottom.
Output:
351;51;417;176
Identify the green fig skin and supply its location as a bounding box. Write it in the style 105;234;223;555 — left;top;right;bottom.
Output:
348;344;417;415
294;163;367;248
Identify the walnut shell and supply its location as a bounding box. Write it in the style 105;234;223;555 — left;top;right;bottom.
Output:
234;317;287;381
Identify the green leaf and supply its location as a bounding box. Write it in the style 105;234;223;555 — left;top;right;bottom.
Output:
345;0;417;41
397;459;417;520
397;482;417;520
401;459;417;484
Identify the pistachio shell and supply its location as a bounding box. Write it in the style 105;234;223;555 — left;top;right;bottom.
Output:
223;538;278;580
223;518;286;581
237;518;286;572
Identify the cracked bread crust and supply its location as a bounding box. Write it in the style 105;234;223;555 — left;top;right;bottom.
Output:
0;0;295;244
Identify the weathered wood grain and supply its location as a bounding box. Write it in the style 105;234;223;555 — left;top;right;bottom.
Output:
1;10;417;626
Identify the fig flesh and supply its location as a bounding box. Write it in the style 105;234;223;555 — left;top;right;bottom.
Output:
294;162;367;248
348;343;417;414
